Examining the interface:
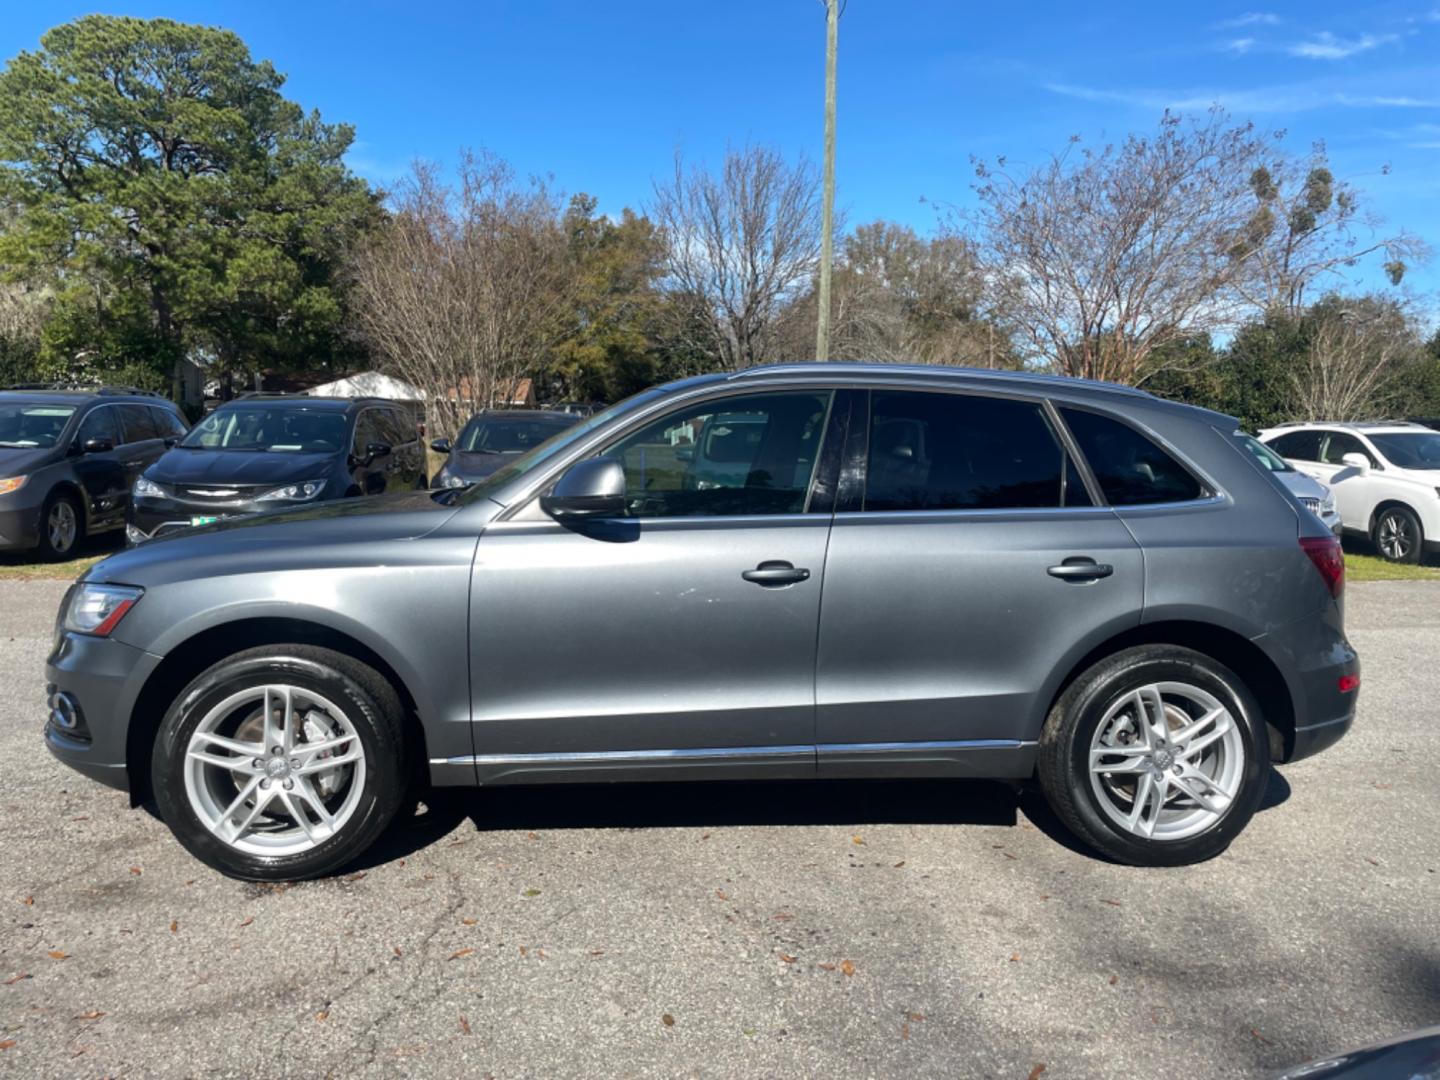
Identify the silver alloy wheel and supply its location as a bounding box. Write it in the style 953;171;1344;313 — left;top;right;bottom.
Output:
182;684;367;856
48;501;77;554
1378;511;1415;561
1088;681;1244;841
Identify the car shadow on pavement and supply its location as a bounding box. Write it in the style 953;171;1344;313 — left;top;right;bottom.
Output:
355;767;1295;873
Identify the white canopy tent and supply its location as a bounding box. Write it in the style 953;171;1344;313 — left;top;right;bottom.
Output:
305;371;425;402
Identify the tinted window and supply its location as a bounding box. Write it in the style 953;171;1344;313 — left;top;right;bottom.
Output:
182;407;349;452
117;404;160;443
1237;434;1294;472
1268;430;1322;461
377;408;409;447
459;415;573;453
75;406;120;447
1320;431;1375;467
150;406;188;439
1060;407;1202;506
1370;432;1440;470
352;410;385;455
864;392;1084;511
602;391;832;517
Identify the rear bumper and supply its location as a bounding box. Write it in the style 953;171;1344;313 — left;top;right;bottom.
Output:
1252;606;1359;765
1288;712;1354;763
44;631;161;793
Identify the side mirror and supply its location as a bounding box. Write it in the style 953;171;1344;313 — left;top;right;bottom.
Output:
541;458;626;520
674;446;694;463
1340;452;1370;475
81;437;114;455
364;440;392;464
163;437;178;449
430;438;452;455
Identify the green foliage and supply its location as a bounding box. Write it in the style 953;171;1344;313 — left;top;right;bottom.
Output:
0;15;381;394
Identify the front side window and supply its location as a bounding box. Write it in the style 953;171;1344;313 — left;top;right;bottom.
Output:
1369;432;1440;470
75;407;120;447
601;391;833;517
182;407;349;453
118;404;160;444
863;392;1087;511
1320;431;1376;467
150;406;188;439
1060;407;1202;506
459;415;570;454
0;403;76;448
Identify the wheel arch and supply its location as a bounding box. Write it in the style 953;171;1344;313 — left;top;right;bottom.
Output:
1370;498;1422;534
45;479;91;526
1040;620;1297;763
125;617;429;805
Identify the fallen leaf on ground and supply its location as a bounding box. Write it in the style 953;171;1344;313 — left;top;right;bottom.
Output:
588;949;605;956
779;954;797;964
393;946;402;957
661;1014;675;1027
1364;857;1379;866
893;861;906;868
3;973;31;985
840;960;856;977
1101;899;1122;907
1027;1066;1047;1080
817;963;836;971
1001;852;1017;861
449;948;474;960
73;1010;104;1021
21;897;33;906
47;951;68;961
1010;953;1021;963
459;1016;471;1035
169;920;178;933
1251;1028;1271;1045
461;918;477;926
772;912;793;921
852;836;865;845
715;889;728;901
518;946;527;956
901;1023;910;1039
0;1039;15;1050
907;1012;926;1022
346;872;367;882
129;867;141;876
315;1010;329;1022
1109;975;1118;986
522;888;541;898
238;917;254;928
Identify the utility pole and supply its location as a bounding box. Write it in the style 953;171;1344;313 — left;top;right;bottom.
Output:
815;0;839;361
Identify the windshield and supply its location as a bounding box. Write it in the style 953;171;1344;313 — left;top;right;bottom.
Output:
1237;433;1294;472
181;407;349;453
0;403;76;448
457;388;669;504
1370;432;1440;470
459;415;575;454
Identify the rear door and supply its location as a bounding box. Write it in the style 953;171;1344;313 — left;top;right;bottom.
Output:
115;403;167;514
70;405;127;530
814;388;1144;777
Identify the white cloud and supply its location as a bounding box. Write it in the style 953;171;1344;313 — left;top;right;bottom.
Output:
1043;81;1439;114
1287;31;1399;60
1338;94;1440;107
1222;37;1257;54
1214;12;1281;28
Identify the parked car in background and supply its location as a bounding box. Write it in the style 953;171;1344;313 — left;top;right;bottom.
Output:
47;363;1356;881
127;395;424;543
430;409;580;488
0;385;188;560
1236;433;1342;534
545;400;603;417
1259;420;1440;563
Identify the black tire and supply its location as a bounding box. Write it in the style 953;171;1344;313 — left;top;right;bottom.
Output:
36;489;84;562
151;645;409;881
1372;504;1423;564
1037;645;1269;867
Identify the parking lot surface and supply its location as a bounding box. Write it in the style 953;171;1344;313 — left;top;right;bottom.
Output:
2;579;1437;1078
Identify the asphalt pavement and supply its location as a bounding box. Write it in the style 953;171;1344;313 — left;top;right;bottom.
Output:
1;579;1437;1078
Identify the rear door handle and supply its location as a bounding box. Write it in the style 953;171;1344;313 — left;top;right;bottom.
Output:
1047;557;1113;583
742;560;811;587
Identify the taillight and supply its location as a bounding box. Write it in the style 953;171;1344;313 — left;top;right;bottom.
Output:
1300;535;1344;599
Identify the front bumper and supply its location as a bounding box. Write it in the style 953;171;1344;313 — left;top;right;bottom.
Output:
0;500;43;551
129;495;261;543
44;630;160;792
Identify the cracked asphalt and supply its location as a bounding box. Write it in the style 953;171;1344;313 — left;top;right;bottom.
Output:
1;579;1438;1078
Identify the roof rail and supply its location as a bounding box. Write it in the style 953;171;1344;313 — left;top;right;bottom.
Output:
728;361;1156;398
4;382;165;398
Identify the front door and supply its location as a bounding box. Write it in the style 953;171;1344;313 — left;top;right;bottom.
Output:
466;388;841;782
814;389;1145;777
71;405;128;531
1310;430;1376;529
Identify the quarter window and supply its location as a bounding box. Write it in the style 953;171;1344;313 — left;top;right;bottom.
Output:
1060;407;1202;506
862;391;1087;511
601;391;832;517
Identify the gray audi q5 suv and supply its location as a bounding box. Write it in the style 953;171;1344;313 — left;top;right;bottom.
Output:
45;363;1359;880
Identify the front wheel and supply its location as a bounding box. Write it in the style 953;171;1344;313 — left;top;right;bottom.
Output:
1372;505;1423;564
37;490;84;561
152;645;408;880
1038;645;1268;866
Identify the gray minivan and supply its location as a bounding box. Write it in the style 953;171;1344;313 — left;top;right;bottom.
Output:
0;386;189;560
44;364;1358;880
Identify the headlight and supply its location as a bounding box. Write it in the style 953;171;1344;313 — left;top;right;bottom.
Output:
133;476;165;498
443;472;467;489
0;476;26;496
63;583;143;637
256;480;326;502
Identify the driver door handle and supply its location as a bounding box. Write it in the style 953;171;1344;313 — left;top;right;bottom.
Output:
1047;557;1114;583
742;560;811;587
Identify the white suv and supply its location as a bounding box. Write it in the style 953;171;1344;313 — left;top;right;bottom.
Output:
1259;421;1440;563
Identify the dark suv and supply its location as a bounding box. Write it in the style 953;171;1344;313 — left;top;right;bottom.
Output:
45;363;1357;880
127;395;425;543
0;385;189;560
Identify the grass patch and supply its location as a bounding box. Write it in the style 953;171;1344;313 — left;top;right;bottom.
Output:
0;536;122;582
1344;552;1440;582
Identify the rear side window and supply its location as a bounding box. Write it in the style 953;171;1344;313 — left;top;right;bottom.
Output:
1319;431;1375;467
117;403;160;443
1060;407;1202;506
1268;430;1322;461
863;392;1089;511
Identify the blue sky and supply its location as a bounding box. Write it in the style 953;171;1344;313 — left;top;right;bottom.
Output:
5;1;1440;297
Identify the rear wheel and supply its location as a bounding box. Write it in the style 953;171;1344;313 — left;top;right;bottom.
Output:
37;490;83;561
1038;645;1268;866
1372;505;1422;564
152;645;408;880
